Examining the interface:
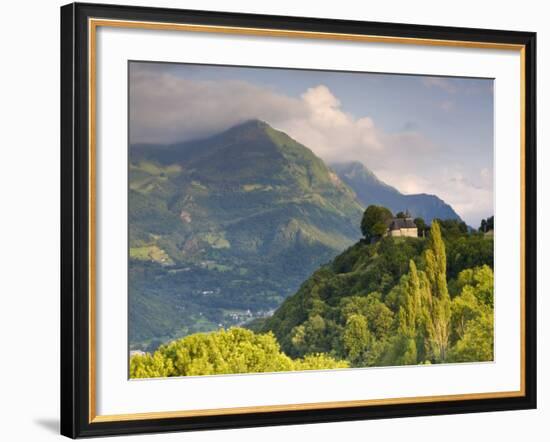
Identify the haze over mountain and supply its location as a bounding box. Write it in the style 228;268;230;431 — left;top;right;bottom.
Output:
331;161;461;223
129;119;463;349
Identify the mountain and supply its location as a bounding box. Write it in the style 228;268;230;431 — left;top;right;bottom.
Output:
330;161;461;223
129;120;364;348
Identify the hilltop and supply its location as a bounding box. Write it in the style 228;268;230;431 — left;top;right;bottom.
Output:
258;220;494;366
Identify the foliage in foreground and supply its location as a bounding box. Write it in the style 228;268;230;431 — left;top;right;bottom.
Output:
130;327;348;378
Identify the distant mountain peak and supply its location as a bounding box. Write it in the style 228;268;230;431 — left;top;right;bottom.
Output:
331;161;462;224
238;118;269;128
222;119;271;136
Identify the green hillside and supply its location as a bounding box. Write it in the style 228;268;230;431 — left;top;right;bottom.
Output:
259;220;494;366
129;120;364;349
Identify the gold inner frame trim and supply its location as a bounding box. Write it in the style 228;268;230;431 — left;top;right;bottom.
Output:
88;17;527;424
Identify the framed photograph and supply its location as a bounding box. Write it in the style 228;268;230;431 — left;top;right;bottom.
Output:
60;2;536;438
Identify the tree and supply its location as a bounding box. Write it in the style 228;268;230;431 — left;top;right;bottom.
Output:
340;293;393;340
361;205;393;242
343;314;372;365
414;217;427;237
398;261;421;339
423;221;452;362
388;260;434;366
448;264;494;361
434;218;468;239
130;351;174;378
451;286;485;341
445;235;494;280
293;353;349;370
130;328;349;378
455;265;494;307
391;335;418;366
448;310;493;362
396;211;409;219
479;219;487;233
479;215;494;233
290;313;329;355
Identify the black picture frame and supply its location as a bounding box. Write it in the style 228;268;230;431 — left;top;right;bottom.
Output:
61;2;537;438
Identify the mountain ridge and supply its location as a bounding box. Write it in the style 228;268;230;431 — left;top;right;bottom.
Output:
330;161;462;223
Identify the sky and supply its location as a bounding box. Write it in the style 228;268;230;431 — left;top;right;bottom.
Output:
129;61;494;227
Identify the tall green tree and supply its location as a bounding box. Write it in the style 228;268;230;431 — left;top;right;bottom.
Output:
391;260;433;365
398;261;421;339
423;221;452;362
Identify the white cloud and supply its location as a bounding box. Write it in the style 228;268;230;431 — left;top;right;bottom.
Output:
129;68;493;226
262;85;434;174
130;71;427;172
129;70;307;144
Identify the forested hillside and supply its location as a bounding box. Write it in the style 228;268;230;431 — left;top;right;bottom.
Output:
259;219;494;366
130;213;494;378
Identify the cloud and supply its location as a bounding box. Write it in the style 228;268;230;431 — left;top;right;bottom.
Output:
129;66;493;225
130;70;433;173
129;69;306;144
438;168;494;225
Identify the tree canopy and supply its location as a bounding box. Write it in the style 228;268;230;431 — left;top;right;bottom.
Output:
361;205;393;241
414;217;427;237
479;215;494;233
130;327;348;378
